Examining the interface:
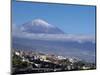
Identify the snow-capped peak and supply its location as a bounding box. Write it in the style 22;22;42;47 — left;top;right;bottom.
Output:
20;18;64;34
32;19;54;28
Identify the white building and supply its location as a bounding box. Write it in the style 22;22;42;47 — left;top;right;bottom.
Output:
15;51;20;56
57;56;66;60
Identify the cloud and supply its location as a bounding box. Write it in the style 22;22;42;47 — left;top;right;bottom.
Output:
31;19;54;27
12;30;95;43
12;22;95;43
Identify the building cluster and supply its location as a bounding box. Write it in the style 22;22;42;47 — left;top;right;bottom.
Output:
12;49;96;74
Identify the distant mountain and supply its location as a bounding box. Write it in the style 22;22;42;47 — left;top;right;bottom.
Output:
12;18;96;63
20;19;64;34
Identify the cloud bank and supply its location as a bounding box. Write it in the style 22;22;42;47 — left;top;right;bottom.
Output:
12;23;95;43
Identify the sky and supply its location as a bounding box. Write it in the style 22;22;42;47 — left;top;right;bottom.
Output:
12;0;96;35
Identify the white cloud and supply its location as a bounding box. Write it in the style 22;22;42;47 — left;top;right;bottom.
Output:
32;19;54;27
12;29;95;43
12;22;95;43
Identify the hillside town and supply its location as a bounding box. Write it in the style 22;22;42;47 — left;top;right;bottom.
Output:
12;49;96;74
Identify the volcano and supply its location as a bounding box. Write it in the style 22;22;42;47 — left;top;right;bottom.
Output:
12;19;96;63
20;19;64;34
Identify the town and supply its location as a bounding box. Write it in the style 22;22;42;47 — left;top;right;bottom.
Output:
12;49;96;74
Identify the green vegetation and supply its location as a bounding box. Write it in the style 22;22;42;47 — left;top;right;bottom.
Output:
12;54;30;69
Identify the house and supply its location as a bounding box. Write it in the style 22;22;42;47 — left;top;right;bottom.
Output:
15;51;20;56
82;66;90;70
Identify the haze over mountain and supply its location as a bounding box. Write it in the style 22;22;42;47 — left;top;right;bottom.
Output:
12;19;96;63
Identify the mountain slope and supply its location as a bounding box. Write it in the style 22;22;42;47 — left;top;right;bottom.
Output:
12;18;96;63
13;37;95;63
20;19;64;34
